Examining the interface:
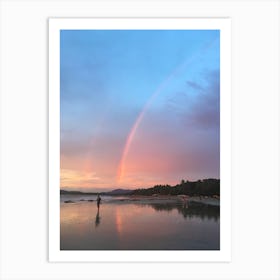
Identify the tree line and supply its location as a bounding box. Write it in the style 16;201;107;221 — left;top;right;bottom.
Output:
131;178;220;196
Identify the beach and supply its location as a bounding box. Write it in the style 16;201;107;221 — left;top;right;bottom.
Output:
60;194;220;250
62;194;220;206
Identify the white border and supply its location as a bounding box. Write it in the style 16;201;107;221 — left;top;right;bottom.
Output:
49;18;231;262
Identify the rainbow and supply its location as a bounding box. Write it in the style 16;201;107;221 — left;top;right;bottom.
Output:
117;57;194;183
117;37;218;184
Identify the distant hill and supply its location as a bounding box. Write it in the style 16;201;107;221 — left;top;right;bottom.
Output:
60;190;98;195
106;189;132;195
60;188;132;196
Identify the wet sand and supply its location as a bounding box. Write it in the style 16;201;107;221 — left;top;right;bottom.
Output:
60;196;220;250
63;195;220;207
127;195;220;206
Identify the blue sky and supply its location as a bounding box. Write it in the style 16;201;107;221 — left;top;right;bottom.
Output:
60;29;220;190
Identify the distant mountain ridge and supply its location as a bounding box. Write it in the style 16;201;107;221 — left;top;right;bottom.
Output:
60;188;133;196
61;179;220;197
108;189;132;195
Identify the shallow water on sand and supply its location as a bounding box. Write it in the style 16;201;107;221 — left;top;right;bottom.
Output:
60;199;220;250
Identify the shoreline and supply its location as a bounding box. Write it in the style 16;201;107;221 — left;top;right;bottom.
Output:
62;194;220;207
127;195;219;206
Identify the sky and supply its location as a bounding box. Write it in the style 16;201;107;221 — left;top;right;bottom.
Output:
60;29;220;191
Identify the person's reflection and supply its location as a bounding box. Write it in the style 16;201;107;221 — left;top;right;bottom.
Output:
95;208;101;227
183;200;189;209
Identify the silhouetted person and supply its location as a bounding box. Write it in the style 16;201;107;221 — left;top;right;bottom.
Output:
97;194;101;209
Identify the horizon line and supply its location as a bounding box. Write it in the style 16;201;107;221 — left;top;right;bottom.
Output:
60;177;220;192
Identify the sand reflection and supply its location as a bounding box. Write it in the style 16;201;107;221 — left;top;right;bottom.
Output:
115;207;123;236
60;200;219;250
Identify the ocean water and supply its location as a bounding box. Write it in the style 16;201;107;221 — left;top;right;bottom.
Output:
60;194;124;203
60;196;220;250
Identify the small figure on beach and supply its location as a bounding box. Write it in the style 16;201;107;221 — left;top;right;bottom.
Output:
97;194;101;209
177;194;189;209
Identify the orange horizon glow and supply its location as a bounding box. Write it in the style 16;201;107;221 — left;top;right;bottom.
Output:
60;30;220;191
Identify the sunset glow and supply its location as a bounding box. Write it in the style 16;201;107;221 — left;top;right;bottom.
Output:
60;30;220;191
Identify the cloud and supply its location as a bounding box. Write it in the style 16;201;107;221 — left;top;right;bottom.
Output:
60;169;101;188
186;80;204;91
166;69;220;130
187;70;220;129
119;69;220;185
